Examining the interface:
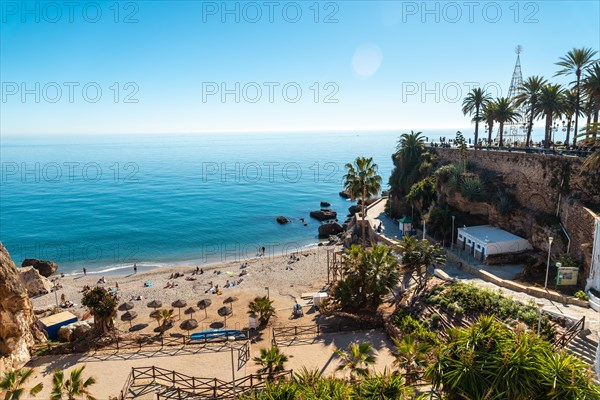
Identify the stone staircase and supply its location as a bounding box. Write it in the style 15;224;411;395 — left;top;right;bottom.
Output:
566;334;598;367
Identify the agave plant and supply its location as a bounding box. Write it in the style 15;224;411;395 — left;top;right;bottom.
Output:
357;370;414;399
460;176;487;201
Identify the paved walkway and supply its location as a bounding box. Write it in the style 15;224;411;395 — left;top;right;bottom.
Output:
366;198;600;338
442;260;600;339
365;198;403;242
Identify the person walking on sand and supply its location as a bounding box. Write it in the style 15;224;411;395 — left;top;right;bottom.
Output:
133;263;137;274
83;267;87;276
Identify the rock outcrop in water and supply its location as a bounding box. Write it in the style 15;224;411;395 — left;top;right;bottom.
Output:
21;258;58;277
318;222;344;238
1;243;46;370
276;216;291;224
310;209;337;221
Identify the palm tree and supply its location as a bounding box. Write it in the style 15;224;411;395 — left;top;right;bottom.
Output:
515;76;547;147
0;368;43;400
334;342;376;379
343;157;382;247
555;47;598;146
561;89;580;148
51;367;96;400
493;97;520;147
583;62;600;130
398;236;445;289
482;101;497;145
253;346;289;381
392;335;431;383
462;88;491;147
331;244;400;310
535;84;565;148
247;296;276;326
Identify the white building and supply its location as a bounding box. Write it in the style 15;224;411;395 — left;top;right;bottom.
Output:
456;225;533;262
586;216;600;291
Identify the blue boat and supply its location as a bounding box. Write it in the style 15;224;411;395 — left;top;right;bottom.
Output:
190;329;246;341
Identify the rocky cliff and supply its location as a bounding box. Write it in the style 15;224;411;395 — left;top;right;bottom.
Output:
0;243;45;371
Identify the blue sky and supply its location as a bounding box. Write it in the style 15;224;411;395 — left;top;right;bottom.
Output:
1;0;599;135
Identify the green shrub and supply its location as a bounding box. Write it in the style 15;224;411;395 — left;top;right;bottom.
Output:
574;291;589;301
392;311;439;345
557;253;579;270
460;176;487;201
494;189;517;215
535;212;560;227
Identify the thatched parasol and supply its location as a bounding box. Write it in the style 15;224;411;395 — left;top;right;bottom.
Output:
223;296;239;313
184;307;196;319
118;302;134;312
197;299;212;318
180;319;198;337
171;299;187;320
121;310;138;328
150;309;161;319
218;306;232;327
147;300;162;309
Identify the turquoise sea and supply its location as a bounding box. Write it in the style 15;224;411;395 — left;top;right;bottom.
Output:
0;129;547;274
0;131;397;274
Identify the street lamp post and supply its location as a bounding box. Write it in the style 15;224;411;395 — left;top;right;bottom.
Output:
544;237;554;290
228;336;236;395
536;301;544;335
451;216;455;250
422;219;426;240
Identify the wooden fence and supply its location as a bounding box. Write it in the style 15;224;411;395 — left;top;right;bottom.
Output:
271;321;382;346
120;365;293;400
35;330;250;356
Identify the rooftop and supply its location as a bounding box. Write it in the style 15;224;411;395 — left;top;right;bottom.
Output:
457;225;527;244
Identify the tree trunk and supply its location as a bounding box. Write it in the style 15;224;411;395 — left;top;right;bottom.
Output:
499;122;504;147
474;105;480;148
565;119;572;149
573;73;581;148
526;103;534;147
488;122;494;145
361;188;367;247
545;113;552;148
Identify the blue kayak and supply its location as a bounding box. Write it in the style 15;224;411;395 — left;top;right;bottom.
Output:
190;329;245;341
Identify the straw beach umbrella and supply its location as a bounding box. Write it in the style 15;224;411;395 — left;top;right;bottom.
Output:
184;307;196;319
223;296;238;313
180;319;198;337
197;299;212;319
218;306;232;327
147;300;162;310
150;309;161;319
172;299;187;320
118;302;134;312
121;310;138;329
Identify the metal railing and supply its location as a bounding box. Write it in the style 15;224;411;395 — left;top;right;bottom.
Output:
553;316;586;350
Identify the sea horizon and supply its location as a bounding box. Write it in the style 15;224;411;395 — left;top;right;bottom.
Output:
0;128;550;274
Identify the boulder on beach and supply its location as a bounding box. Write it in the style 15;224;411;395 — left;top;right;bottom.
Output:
318;222;344;238
310;209;337;221
19;267;52;297
276;216;291;224
58;321;92;342
320;201;331;207
21;259;58;277
339;191;351;199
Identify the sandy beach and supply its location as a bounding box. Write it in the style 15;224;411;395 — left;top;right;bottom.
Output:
31;245;340;333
